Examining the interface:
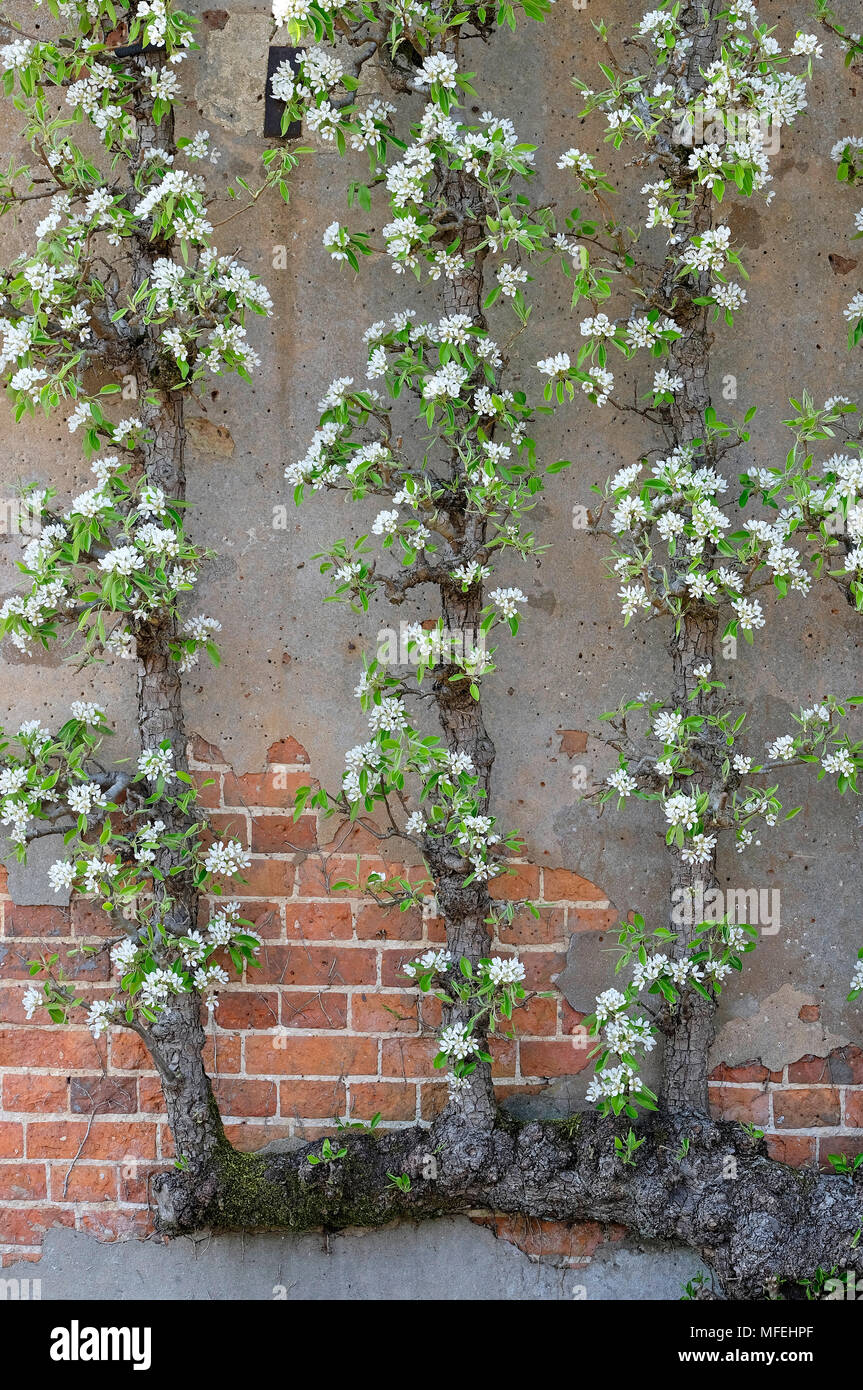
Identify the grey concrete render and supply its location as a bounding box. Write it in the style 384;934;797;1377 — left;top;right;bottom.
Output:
1;1221;711;1301
0;0;859;1296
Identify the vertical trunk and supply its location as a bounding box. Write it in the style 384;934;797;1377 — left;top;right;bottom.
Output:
423;103;499;1122
660;610;721;1111
653;2;726;1110
125;59;219;1158
147;988;226;1172
129;63;196;937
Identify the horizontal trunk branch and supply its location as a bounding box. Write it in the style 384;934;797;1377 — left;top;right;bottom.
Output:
152;1105;863;1300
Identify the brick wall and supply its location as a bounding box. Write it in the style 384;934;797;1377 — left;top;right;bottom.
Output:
1;734;861;1268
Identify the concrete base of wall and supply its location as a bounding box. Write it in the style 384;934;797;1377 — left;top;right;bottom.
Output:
3;1220;710;1300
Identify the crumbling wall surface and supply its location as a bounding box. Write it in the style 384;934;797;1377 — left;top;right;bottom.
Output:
0;0;861;1298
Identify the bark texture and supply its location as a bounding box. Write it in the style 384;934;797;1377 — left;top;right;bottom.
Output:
152;1103;863;1301
124;58;221;1138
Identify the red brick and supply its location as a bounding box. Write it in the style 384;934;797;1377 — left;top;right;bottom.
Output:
70;1075;137;1115
224;771;309;809
220;860;294;897
0;1123;24;1157
709;1061;769;1084
0;1028;105;1069
381;949;425;986
355;903;422;941
0;986;42;1024
210;991;279;1030
4;904;70;938
49;1163;118;1203
286;902;353;940
2;1206;74;1244
267;737;309;764
27;1121;156;1160
817;1135;863;1169
419;1081;449;1118
191;771;222;807
213;1078;277;1117
322;822;386;854
202;812;249;847
2;1074;68;1113
519;952;566;990
118;1162;163;1204
245;1035;376;1077
0;945;109;983
226;901;282;939
189;734;228;766
381;1037;443;1079
251;814;317;852
521;1039;591;1078
255;944;375;987
0;1163;47;1200
382;1037;515;1079
789;1048;863;1085
419;995;443;1031
542;868;606;903
489;864;541;901
798;1005;820;1022
71;902;117;938
202;1035;241;1074
296;858;390;898
787;1055;832;1083
471;1212;612;1260
349;1082;417;1121
425;915;447;943
279;992;347;1030
225;1123;295;1152
560;1000;587;1034
279;1080;345;1117
494;1082;550;1103
569;907;619;933
89;1121;158;1160
505;906;567;945
138;1078;166;1114
512;995;557;1035
79;1208;152;1242
708;1086;770;1126
843;1091;863;1128
352;992;418;1035
109;1031;153;1071
765;1134;816;1167
836;1047;863;1083
774;1088;841;1128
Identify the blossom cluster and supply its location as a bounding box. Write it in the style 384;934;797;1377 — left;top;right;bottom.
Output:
600;692;861;862
583;914;757;1114
0;435;218;666
25;901;261;1038
399;947;528;1093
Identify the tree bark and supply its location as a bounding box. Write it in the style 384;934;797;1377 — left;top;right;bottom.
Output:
152;1102;863;1301
651;2;728;1106
123;57;221;1150
659;610;722;1110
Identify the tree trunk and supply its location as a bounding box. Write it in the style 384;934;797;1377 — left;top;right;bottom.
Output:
123;59;220;1154
152;1101;863;1301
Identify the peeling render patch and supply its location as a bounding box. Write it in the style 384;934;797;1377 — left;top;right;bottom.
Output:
185;417;235;457
710;985;848;1073
1;1221;706;1301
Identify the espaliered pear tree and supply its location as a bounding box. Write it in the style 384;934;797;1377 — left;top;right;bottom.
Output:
1;0;862;1300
